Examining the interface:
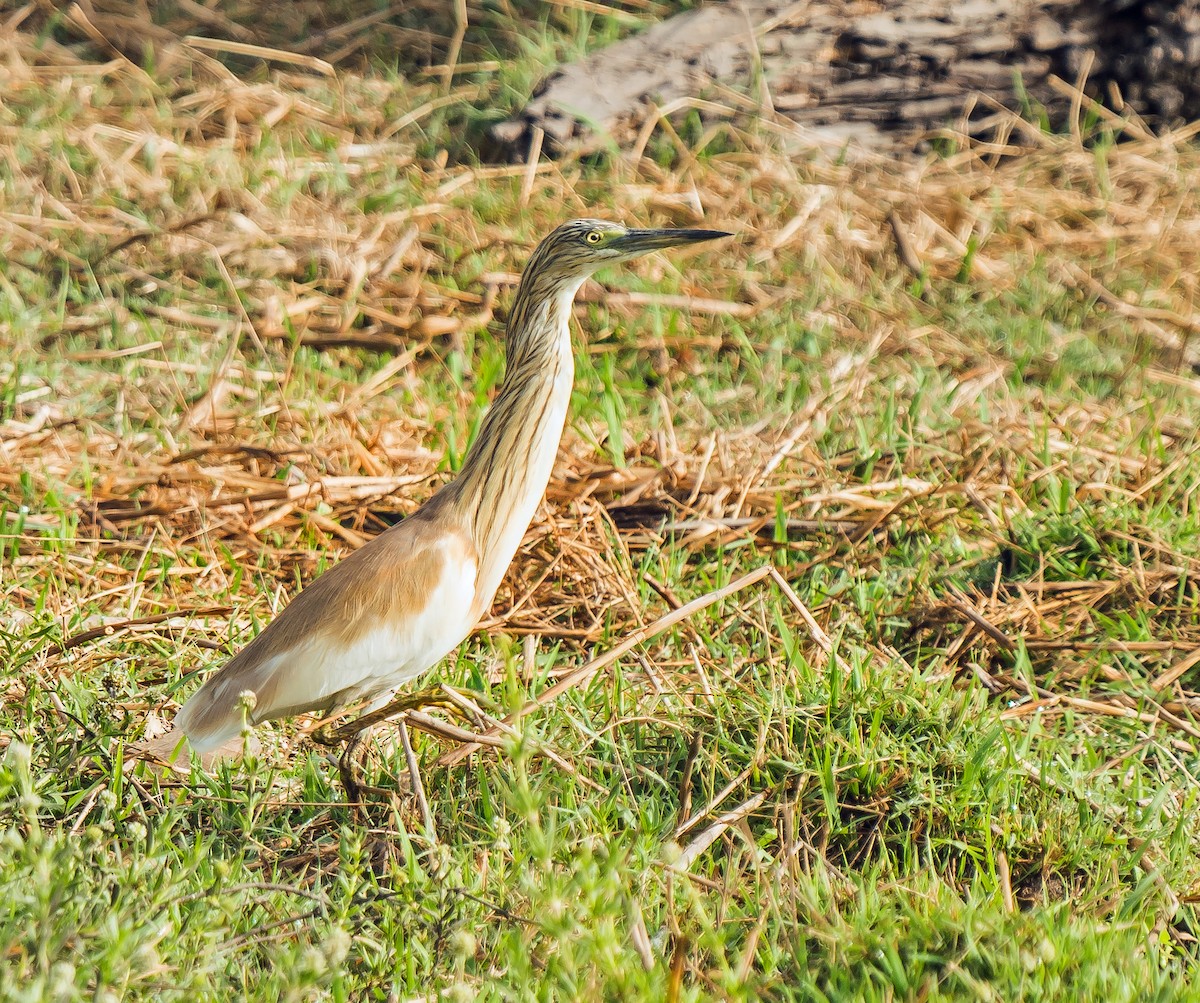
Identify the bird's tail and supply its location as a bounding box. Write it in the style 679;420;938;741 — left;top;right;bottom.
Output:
139;726;192;768
136;720;260;769
173;681;252;754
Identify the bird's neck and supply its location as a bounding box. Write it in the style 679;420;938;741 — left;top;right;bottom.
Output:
447;280;581;615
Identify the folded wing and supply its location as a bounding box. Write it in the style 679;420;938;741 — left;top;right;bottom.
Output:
175;510;479;752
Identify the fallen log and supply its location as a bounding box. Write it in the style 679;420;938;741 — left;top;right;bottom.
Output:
491;0;1200;157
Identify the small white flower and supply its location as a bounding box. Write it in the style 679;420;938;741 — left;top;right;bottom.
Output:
303;946;326;975
5;742;31;770
445;982;475;1003
450;929;476;960
325;926;351;965
49;961;76;995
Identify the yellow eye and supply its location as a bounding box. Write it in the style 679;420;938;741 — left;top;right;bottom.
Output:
585;230;603;244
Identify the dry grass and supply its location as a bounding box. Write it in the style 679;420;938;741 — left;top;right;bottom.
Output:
5;10;1200;712
2;9;1199;738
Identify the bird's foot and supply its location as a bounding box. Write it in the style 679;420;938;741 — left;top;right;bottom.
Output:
312;685;488;817
336;731;366;807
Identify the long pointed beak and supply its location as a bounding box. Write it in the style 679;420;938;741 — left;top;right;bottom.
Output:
612;227;733;253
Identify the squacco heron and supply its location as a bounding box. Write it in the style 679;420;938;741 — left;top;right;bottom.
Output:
170;219;730;755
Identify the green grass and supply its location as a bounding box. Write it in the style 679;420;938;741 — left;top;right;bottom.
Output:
4;11;1200;1001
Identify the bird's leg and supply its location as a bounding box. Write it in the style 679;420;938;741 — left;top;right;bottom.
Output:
313;685;486;814
323;685;468;744
397;717;437;843
337;730;366;807
311;686;464;808
329;727;405;817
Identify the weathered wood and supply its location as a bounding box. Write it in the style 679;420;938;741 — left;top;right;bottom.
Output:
491;0;1200;158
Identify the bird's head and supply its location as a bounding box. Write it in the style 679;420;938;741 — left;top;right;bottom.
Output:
528;219;731;287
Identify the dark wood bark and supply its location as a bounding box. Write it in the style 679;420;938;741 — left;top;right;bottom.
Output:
490;1;1200;157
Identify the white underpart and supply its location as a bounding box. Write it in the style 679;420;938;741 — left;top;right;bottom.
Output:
278;549;479;712
181;545;478;752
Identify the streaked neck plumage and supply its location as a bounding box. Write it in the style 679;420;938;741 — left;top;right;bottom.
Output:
446;273;586;615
